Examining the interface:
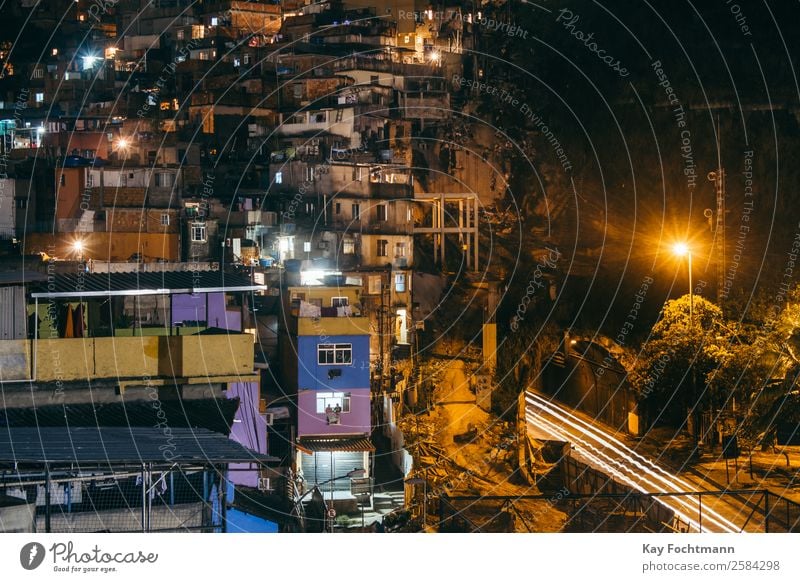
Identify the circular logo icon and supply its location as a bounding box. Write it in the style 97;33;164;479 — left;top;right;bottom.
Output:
20;542;46;570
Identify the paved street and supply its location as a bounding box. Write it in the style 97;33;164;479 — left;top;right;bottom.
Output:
526;391;772;532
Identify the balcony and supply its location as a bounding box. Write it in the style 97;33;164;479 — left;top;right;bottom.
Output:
0;335;255;383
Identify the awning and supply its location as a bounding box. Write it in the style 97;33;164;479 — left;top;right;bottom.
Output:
296;436;375;455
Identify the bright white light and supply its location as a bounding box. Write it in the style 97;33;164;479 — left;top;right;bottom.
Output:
37;126;45;134
116;138;129;150
672;242;689;257
429;50;441;63
73;240;84;252
300;269;326;285
82;55;99;70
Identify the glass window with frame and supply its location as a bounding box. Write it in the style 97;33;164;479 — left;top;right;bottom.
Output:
317;343;352;365
351;203;360;221
191;222;206;242
315;392;352;417
377;204;387;221
377;239;388;257
331;297;348;308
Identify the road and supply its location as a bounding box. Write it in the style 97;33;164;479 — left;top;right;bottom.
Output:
526;391;766;532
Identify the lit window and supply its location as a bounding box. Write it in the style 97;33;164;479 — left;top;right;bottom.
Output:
303;241;311;252
377;239;388;257
191;222;207;242
35;92;44;103
351;203;360;221
52;48;58;56
317;343;352;365
177;30;184;40
160;213;170;226
343;239;355;254
395;242;406;257
395;273;406;293
331;297;348;308
275;171;282;184
315;392;352;420
211;17;219;26
155;172;174;187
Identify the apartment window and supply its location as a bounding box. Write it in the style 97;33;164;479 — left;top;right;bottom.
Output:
303;241;311;252
315;392;352;416
377;239;388;257
275;171;282;184
177;30;184;40
305;166;315;182
351;203;360;221
211;17;219;26
35;92;44;103
343;239;355;254
370;75;379;85
395;242;406;257
191;222;207;242
377;204;387;221
395;273;406;293
331;297;348;308
243;54;250;65
317;343;352;365
293;83;303;99
155;172;174;187
160;213;170;226
86;174;93;187
32;68;43;79
335;202;341;215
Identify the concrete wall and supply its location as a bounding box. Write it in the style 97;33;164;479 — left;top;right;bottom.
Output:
297;387;370;437
296;334;370;391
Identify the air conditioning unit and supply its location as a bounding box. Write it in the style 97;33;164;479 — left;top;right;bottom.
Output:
257;477;272;492
264;412;275;426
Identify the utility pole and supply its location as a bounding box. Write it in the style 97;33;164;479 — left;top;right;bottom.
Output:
708;116;725;313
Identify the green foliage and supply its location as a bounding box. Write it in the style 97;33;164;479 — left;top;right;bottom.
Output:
631;295;770;426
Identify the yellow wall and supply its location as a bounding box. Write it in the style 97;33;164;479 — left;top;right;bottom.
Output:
16;334;254;382
24;232;180;262
298;316;370;337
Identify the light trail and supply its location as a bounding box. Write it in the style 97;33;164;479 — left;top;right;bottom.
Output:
526;392;744;532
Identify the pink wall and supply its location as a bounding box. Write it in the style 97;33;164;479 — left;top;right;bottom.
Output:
297;388;371;437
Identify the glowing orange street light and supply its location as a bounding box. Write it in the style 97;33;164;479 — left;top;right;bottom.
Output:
672;242;693;325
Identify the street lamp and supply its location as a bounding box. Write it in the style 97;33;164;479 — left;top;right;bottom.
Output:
672;242;693;326
73;240;85;263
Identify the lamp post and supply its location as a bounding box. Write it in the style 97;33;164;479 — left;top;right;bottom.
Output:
672;242;701;447
672;242;693;325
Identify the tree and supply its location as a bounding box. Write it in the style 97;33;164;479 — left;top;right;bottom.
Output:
631;295;769;434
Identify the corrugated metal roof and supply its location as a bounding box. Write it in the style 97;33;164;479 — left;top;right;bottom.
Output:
297;436;375;453
29;271;265;298
0;399;239;435
0;427;275;464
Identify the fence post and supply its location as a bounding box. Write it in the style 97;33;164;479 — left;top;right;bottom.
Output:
44;464;51;533
698;492;702;533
